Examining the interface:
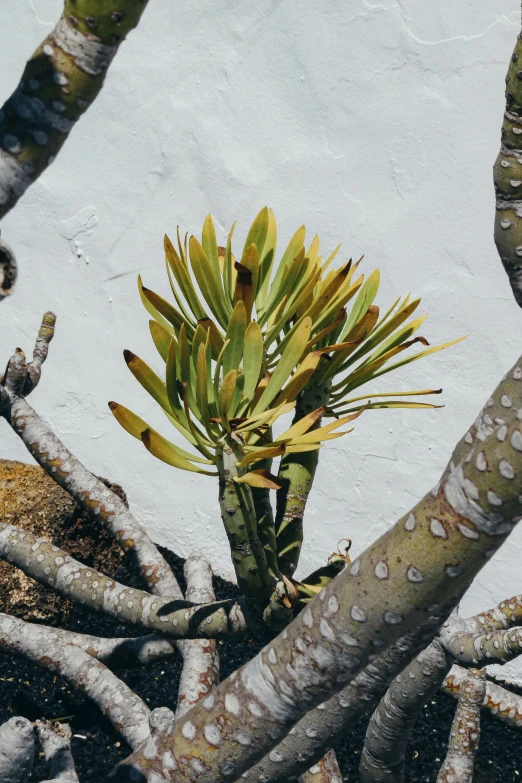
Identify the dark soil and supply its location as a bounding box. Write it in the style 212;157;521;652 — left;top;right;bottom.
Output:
1;544;521;781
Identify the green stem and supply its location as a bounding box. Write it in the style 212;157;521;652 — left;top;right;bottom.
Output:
251;428;279;579
216;443;273;608
275;368;332;576
493;26;522;306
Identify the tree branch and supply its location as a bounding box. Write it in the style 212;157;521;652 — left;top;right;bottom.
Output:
176;553;220;718
436;668;486;783
0;526;248;639
0;314;182;599
443;665;522;730
0;613;151;750
0;0;151;222
359;639;453;783
0;716;35;783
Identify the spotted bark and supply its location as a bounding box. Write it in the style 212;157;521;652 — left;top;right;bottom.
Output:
436;669;486;783
0;0;151;220
359;640;453;783
443;665;522;729
177;553;220;718
0;525;247;639
298;749;342;783
0;613;151;750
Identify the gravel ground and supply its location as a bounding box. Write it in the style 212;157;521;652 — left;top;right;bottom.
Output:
0;546;521;781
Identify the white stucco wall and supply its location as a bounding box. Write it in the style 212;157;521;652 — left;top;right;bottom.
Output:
1;1;522;679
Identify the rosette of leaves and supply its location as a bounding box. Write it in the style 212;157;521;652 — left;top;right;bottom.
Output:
110;208;463;616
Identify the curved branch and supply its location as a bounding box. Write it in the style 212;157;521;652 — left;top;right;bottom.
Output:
443;665;522;730
0;613;150;750
359;639;452;783
0;525;248;639
436;669;486;783
0;0;151;221
0;315;182;599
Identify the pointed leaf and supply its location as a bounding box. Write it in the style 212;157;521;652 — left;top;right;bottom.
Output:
149;320;172;362
234;469;283;490
242;320;264;403
124;350;170;413
189;236;230;328
254;317;312;413
142;428;216;475
224;301;247;376
164;235;207;321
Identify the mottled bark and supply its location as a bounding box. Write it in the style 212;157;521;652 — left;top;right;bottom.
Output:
0;613;150;749
37;720;79;782
494;13;522;306
0;717;35;783
443;665;522;729
437;669;486;783
242;628;429;783
177;553;220;718
298;749;342;783
359;640;452;783
0;526;247;639
217;446;273;608
0;0;151;221
0;316;181;598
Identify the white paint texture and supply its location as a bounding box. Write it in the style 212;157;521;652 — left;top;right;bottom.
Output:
1;2;522;678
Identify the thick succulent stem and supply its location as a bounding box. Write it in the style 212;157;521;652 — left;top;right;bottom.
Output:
105;359;522;782
0;717;35;783
436;669;486;783
0;527;248;638
217;444;273;608
359;639;452;783
0;613;151;750
276;372;332;576
494;13;522;307
37;720;79;782
443;665;522;729
0;616;177;667
242;627;429;783
5;396;182;597
177;553;220;717
0;0;151;221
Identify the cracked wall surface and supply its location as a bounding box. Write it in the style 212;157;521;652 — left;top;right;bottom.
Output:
1;1;522;679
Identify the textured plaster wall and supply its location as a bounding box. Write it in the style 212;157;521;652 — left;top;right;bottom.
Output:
1;1;522;678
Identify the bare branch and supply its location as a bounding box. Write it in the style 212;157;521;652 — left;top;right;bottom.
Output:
0;316;183;598
177;553;220;718
437;669;486;783
443;665;522;730
0;525;248;638
0;0;151;222
0;612;150;750
36;720;79;782
0;716;35;783
359;639;452;782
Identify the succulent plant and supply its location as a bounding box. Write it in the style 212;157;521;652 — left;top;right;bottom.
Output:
110;208;463;615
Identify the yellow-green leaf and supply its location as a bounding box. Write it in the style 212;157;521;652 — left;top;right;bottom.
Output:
124;350;170;414
234;469;283;490
189;236;230;328
242;320;264;403
142;428;216;475
224;301;247;376
254;317;312;414
149;320;172;362
164;235;207;321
